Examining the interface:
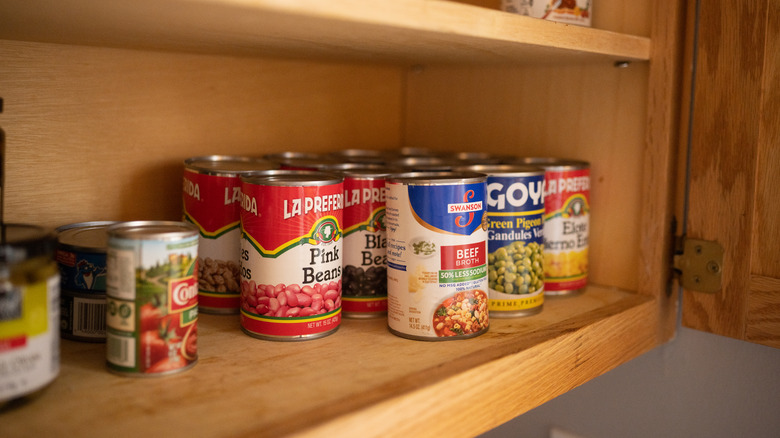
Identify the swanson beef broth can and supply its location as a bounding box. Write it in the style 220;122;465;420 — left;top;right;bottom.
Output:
183;156;278;314
385;172;489;340
105;221;199;376
56;221;116;342
458;164;545;317
321;164;394;318
239;170;344;340
520;158;590;295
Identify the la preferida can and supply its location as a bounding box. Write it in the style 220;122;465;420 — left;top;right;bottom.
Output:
320;164;394;318
385;172;489;340
105;221;199;376
457;164;545;317
239;170;344;340
183;156;278;314
0;224;60;406
520;158;590;296
56;221;116;342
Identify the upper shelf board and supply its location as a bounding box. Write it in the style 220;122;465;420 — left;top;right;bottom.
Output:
0;0;651;65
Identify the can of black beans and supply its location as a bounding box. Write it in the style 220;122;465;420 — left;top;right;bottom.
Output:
385;172;490;340
325;165;397;318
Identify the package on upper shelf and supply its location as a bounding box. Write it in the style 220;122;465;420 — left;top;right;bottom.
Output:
502;0;591;27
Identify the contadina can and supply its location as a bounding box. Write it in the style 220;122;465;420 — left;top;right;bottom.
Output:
457;164;545;317
56;221;116;342
385;172;489;341
320;164;395;318
239;170;344;341
105;221;199;376
1;224;60;406
183;156;278;314
520;158;590;295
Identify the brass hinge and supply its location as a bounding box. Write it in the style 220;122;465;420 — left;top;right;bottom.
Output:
672;237;724;293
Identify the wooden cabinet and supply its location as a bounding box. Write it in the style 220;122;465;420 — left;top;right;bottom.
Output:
6;0;771;437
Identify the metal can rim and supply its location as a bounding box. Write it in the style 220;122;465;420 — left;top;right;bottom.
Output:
240;169;343;186
56;221;117;252
515;157;590;170
107;221;198;241
454;163;545;176
387;171;486;185
184;155;279;175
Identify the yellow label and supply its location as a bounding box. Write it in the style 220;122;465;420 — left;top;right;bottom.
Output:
0;281;48;339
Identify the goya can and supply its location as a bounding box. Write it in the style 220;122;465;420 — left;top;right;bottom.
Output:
520;158;590;295
239;170;344;340
56;221;115;342
0;224;60;406
458;164;545;317
183;156;278;314
105;221;199;376
323;165;394;318
385;172;489;340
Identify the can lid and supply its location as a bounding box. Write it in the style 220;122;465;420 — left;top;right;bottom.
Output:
240;169;343;186
327;149;393;164
107;221;198;241
57;221;117;252
0;223;57;264
387;171;487;185
454;163;544;176
318;162;403;178
184;156;279;175
263;152;340;169
453;151;514;164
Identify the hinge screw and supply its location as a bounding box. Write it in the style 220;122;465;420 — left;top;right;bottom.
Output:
706;261;721;274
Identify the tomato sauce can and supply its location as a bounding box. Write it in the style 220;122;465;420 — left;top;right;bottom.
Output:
385;172;490;340
183;156;278;314
105;221;199;376
1;224;60;406
239;170;344;341
56;221;115;342
520;158;590;295
324;165;395;318
458;164;545;317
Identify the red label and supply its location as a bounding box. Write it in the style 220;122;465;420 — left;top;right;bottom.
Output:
169;276;198;313
183;170;242;236
543;168;590;212
0;335;27;352
241;182;343;254
343;177;386;232
440;242;486;270
55;250;77;267
342;297;388;314
240;311;341;337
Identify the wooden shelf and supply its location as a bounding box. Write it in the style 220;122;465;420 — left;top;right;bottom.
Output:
0;0;650;64
2;285;663;437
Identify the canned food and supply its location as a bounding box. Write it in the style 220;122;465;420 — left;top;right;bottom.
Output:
105;221;199;376
183;156;278;314
501;0;591;27
263;152;339;170
519;158;590;295
453;152;512;165
60;288;106;342
56;221;114;292
1;224;60;405
385;172;489;340
239;170;344;340
328;149;392;165
458;164;545;317
389;156;458;172
331;166;397;318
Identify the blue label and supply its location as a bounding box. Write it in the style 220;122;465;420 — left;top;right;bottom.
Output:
408;182;486;236
486;175;545;253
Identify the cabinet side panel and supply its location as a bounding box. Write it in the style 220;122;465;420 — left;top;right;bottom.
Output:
404;63;648;292
0;41;404;228
681;0;767;339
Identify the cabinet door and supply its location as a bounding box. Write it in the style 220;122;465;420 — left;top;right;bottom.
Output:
682;0;780;348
